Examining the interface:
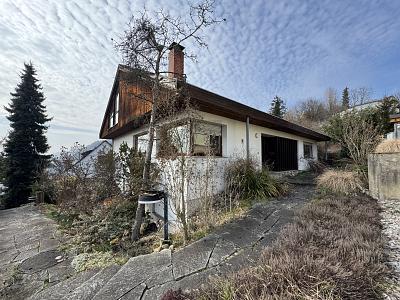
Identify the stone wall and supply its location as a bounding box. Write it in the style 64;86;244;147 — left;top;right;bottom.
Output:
368;153;400;200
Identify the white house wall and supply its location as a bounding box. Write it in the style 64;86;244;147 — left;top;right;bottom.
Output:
199;111;318;170
112;126;156;158
110;110;320;231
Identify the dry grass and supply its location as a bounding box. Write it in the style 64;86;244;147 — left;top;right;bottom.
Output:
316;170;362;195
167;192;389;300
374;139;400;153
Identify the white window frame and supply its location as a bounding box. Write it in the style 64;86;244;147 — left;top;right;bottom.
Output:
303;142;313;159
191;120;223;157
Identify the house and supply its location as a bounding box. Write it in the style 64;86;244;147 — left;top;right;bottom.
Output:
388;113;400;139
77;140;112;172
99;44;329;224
49;140;112;176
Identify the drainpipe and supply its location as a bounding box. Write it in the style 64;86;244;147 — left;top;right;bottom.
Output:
246;116;250;161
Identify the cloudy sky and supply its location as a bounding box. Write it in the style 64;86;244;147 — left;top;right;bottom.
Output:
1;0;400;153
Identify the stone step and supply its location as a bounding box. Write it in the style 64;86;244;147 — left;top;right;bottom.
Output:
92;250;172;300
64;265;121;300
28;269;99;300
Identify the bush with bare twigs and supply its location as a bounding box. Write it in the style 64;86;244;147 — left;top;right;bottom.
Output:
316;169;363;195
166;192;389;300
306;158;327;174
374;139;400;153
323;109;382;169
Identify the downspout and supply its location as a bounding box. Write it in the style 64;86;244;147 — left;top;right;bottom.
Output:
246;116;250;161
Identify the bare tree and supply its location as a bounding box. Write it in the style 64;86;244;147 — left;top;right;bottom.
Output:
350;87;373;106
114;1;222;241
297;98;327;122
325;87;341;116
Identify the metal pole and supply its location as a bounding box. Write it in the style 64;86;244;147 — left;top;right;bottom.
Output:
163;193;169;242
246;116;250;161
325;141;328;161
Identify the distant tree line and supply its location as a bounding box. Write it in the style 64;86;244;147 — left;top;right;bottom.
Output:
269;86;399;134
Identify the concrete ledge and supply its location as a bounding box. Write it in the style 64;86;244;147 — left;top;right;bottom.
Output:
368;153;400;200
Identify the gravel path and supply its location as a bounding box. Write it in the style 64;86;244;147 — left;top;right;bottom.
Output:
380;198;400;299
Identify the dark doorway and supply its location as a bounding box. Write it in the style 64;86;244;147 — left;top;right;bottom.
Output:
261;136;298;171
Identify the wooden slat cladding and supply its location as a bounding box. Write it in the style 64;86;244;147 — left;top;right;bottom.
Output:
100;65;330;141
119;79;152;126
100;71;180;139
100;75;153;138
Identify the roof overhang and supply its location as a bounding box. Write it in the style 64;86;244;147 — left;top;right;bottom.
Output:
188;84;330;142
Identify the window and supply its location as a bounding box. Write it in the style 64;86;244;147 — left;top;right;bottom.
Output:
134;132;148;153
192;121;222;156
109;93;119;128
158;124;190;157
303;143;313;159
115;93;119;124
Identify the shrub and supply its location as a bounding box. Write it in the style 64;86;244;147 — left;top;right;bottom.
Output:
323;109;382;168
375;139;400;153
44;197;143;254
161;289;187;300
68;198;139;253
306;158;327;174
181;193;389;300
225;158;286;201
316;169;362;195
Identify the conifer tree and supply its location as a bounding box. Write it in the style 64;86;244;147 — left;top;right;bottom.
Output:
341;87;350;109
3;63;51;208
269;96;286;118
377;95;399;134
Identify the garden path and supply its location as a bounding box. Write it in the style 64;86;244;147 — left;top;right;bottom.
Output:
27;184;315;300
0;203;74;300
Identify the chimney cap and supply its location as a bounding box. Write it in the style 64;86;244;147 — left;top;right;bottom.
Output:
168;42;185;51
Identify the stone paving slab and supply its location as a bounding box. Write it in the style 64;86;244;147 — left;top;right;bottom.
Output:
172;234;219;280
92;250;172;300
139;186;314;299
120;283;147;300
29;269;99;300
0;203;70;299
142;266;220;300
208;238;237;267
19;250;63;274
67;265;121;300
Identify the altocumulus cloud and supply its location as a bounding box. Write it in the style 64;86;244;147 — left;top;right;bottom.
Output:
1;0;400;152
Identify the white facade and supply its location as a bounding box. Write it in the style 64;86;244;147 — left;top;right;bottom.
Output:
198;111;318;170
111;110;319;230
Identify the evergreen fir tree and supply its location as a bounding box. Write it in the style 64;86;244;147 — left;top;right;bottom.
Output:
269;96;286;118
377;96;399;134
341;87;350;109
3;63;51;208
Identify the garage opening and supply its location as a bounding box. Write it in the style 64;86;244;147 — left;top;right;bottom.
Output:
261;135;298;171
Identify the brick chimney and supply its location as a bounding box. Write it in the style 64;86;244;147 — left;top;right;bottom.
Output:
168;42;185;80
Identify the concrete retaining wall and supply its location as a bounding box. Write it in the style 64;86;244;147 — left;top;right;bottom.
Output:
368;153;400;200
